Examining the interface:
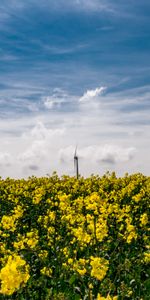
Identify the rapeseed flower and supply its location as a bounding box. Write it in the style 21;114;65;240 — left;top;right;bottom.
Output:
97;294;118;300
140;213;148;226
0;254;30;295
90;256;109;281
41;267;52;277
143;252;150;263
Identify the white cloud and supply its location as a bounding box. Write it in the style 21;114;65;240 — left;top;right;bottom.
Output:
43;96;66;109
0;152;13;167
19;140;47;163
19;122;65;172
0;83;149;178
59;144;136;165
27;121;65;140
79;86;106;102
93;145;136;164
43;89;71;109
59;146;75;163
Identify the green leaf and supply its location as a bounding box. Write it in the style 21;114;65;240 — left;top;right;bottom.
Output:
69;274;77;285
75;294;81;300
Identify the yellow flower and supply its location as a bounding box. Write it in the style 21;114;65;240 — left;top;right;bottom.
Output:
72;227;91;245
77;268;86;276
97;294;118;300
90;256;109;281
32;187;45;204
125;219;137;243
143;252;150;264
1;205;24;232
140;213;148;226
73;258;88;276
68;258;74;265
41;267;52;277
13;230;39;250
1;215;16;231
0;254;30;295
38;250;48;259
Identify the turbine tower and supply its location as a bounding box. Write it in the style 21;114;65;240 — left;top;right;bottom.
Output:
74;147;79;179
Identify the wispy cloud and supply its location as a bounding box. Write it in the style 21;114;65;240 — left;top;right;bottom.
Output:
64;0;114;13
0;0;123;24
0;0;112;14
43;89;74;110
30;0;114;13
79;86;106;102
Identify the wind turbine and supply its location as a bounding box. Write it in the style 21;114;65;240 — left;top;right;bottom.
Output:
74;147;79;179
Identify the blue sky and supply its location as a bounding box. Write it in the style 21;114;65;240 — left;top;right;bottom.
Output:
0;0;150;178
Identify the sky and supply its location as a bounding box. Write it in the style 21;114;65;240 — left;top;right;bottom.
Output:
0;0;150;178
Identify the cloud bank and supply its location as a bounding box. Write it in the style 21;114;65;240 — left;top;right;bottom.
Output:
0;81;150;178
59;145;136;165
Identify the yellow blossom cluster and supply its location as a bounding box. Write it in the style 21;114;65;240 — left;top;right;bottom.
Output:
13;229;39;250
90;256;109;281
97;294;118;300
143;252;150;263
1;205;23;232
32;187;46;204
124;218;137;244
140;213;148;226
40;266;52;277
0;254;30;295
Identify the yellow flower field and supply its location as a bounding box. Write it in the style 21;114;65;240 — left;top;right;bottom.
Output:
0;172;149;299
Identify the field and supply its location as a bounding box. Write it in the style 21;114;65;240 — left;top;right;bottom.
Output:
0;172;149;299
